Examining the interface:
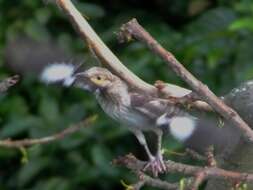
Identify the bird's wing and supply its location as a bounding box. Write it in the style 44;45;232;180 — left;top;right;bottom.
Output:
130;93;177;120
130;93;198;140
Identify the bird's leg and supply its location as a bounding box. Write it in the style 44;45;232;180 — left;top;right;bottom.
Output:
132;130;154;161
132;130;165;177
155;129;166;172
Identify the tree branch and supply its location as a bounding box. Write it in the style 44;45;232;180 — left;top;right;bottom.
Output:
185;148;207;162
114;154;253;185
0;116;96;148
137;171;179;190
154;80;213;112
191;171;206;190
49;0;211;112
40;2;253;190
120;165;192;190
0;75;19;93
55;0;157;95
119;18;253;143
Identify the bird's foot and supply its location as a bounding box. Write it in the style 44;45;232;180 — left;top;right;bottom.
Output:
143;154;166;177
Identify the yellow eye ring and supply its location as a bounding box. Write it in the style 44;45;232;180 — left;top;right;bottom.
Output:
91;76;104;85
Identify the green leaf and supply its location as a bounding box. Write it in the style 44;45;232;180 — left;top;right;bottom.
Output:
0;96;28;116
20;147;29;164
91;145;116;176
24;20;49;41
17;158;49;186
35;8;51;24
76;2;105;19
229;17;253;31
234;38;253;82
0;116;41;138
39;96;60;125
33;178;70;190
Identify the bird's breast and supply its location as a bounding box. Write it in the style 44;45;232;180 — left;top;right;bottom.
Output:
96;94;151;129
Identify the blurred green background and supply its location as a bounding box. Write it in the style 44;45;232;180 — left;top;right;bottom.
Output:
1;0;253;189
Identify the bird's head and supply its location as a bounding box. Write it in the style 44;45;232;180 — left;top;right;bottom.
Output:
40;63;123;93
74;67;118;92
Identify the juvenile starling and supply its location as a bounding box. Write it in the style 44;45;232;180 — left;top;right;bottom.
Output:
41;64;198;176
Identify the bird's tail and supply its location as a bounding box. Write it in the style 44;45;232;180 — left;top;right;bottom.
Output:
165;80;253;156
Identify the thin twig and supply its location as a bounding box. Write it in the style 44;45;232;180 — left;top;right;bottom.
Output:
0;75;19;93
191;171;206;190
119;18;253;143
185;148;206;162
0;116;96;148
205;146;217;167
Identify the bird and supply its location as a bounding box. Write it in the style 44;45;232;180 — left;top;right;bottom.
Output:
40;63;206;176
7;39;249;178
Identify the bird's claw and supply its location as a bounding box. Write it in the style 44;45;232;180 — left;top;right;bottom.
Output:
143;154;166;177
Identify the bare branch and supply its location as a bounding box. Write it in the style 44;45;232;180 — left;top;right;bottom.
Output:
48;0;212;113
188;146;217;190
39;2;253;190
185;148;207;162
120;165;185;190
0;75;19;93
114;154;253;185
137;171;179;190
131;180;145;190
119;18;253;143
154;80;213;112
0;116;96;148
191;171;206;190
205;146;217;167
54;0;157;95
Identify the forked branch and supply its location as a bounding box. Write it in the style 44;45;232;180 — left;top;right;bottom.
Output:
55;0;156;95
54;0;212;111
32;1;253;190
114;154;253;189
119;18;253;143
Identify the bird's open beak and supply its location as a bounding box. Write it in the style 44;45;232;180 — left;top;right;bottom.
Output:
74;72;88;79
72;72;94;92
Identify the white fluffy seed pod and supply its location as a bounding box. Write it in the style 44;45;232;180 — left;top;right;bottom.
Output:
169;116;197;141
40;63;75;86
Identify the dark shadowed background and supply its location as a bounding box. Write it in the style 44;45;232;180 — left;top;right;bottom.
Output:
1;0;253;189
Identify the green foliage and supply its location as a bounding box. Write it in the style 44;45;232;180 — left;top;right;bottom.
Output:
1;0;253;190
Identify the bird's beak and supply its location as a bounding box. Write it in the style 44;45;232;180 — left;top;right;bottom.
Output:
74;72;88;79
72;72;94;92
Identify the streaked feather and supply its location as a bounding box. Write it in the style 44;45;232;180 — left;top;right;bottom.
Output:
130;93;184;120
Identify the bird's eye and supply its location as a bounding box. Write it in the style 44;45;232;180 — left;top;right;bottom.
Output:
96;76;101;80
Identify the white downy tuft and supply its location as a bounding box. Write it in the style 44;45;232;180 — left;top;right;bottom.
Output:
169;116;196;142
40;63;75;86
